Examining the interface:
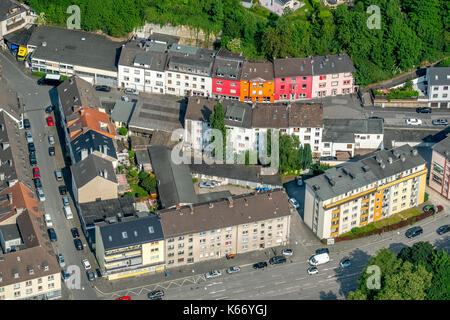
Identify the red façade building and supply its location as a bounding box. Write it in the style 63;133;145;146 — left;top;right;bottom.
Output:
273;57;313;101
211;48;244;101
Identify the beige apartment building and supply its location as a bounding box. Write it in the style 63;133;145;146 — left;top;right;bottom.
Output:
159;190;292;268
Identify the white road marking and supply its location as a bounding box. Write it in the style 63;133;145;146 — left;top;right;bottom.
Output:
216;296;228;300
255;285;265;289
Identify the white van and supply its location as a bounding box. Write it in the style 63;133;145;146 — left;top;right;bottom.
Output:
308;253;330;266
44;214;53;227
63;206;73;219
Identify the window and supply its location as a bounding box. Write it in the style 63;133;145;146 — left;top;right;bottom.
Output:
123;68;129;73
200;231;206;236
26;281;32;287
48;275;54;281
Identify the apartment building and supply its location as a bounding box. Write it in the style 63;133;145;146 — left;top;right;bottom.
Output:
118;40;167;94
95;213;165;280
429;135;450;199
321;119;384;160
311;54;355;98
0;0;35;45
304;145;427;239
426;66;449;108
240;61;275;103
165;44;215;97
159;190;291;268
211;48;244;100
273;57;313;101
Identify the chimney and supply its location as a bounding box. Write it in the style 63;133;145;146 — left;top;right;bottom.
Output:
227;196;234;208
209;203;214;209
268;193;272;200
244;198;248;206
103;169;108;179
189;204;194;215
8;193;12;204
81;148;88;160
117;213;122;222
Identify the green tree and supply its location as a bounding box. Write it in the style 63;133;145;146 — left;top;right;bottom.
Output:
119;126;128;136
302;144;312;169
279;134;302;174
397;241;436;271
226;38;242;53
427;250;450;300
209;102;226;157
140;175;157;193
138;171;150;181
128;150;135;159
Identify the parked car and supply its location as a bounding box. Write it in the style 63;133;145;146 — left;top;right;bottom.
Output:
269;256;287;265
432;119;448;126
86;271;95;281
28;142;35;152
48;228;57;242
296;176;303;186
405;226;423;238
74;238;83;250
308;253;330;266
315;248;330;255
37;188;45;202
289;198;300;209
82;259;91;270
282;249;293;256
71;227;80;238
198;181;217;188
253;262;267;269
25;130;33;143
23;118;30;129
62;196;70;207
32;167;40;178
340;258;351;268
205;270;222;279
225;254;235;259
436;225;450;235
423;205;437;213
226;266;241;274
121;95;129;102
59;185;67;195
416;107;431;113
95;85;111;92
29;152;37;166
61;269;70;281
45;105;54;113
406;118;422;125
116;296;132;300
57;253;65;268
147;290;164;300
124;88;139;95
44;214;53;227
49;147;55;156
307;266;319;275
48;134;55;145
55;170;63;181
369;116;384;123
34;178;42;189
46;116;55;126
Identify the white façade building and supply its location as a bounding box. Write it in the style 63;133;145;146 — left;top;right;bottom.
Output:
165;44;215;97
118;40;167;94
426;66;450;108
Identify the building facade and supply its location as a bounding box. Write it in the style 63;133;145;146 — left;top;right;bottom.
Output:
240;61;275;103
304;145;427;239
426;66;450;108
273;57;313;101
211;48;244;100
429;136;450;199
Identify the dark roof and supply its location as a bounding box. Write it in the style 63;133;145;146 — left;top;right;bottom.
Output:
99;215;164;251
212;49;244;81
185;96;253;128
241;61;274;81
322;119;383;143
135;149;151;165
432;135;450;158
305;145;426;201
29;26;124;72
148;146;197;208
0;78;22;121
428;66;450;86
111;100;136;125
312;54;355;76
118;41;167;72
0;224;21;242
70;130;117;164
273;57;313;78
57;76;100;118
148;32;179;46
158;190;291;237
79;197;136;226
197;190;232;203
71;153;117;188
3;24;35;46
0;0;25;21
252;102;323;128
189;164;282;186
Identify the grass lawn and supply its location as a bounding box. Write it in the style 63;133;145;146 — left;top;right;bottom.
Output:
129;183;148;198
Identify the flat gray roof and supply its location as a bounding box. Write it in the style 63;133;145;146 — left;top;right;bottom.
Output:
322;119;383;143
111;101;136;124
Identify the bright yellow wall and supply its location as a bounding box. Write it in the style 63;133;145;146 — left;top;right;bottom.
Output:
142;241;165;265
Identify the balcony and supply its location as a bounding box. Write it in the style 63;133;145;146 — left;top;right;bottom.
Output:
361;198;370;203
330;223;339;230
331;216;340;222
360;211;369;217
360;206;369;211
330;231;339;237
332;208;340;214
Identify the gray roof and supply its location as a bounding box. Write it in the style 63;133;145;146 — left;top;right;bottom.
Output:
312;54;355;76
212;49;244;81
197;190;232;203
432;135;450;158
166;45;215;76
148;33;179;46
29;26;124;72
168;44;199;55
79;197;136;227
142;41;167;53
99;214;164;251
273;57;313;78
71;153;117;188
0;224;21;242
148;146;197;208
189;164;282;186
0;0;25;21
3;24;35;46
135;149;151;165
111;101;136;125
57;76;100;118
428;66;450;86
322;119;383;143
305;145;426;201
70;130;117;164
118;41;167;71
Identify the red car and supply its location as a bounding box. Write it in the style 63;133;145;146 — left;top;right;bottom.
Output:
33;167;40;178
116;296;131;300
46;116;55;126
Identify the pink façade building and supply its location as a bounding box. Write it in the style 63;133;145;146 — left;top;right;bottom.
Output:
311;53;356;98
273;57;313;101
212;48;244;101
429;136;450;200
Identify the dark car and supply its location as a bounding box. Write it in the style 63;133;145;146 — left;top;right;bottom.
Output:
315;248;329;255
59;185;67;195
416;107;431;113
340;258;351;268
34;177;42;189
437;225;450;235
95;85;111;92
86;271;95;281
48;228;57;242
28;142;35;152
432;119;448;126
45;105;54;113
74;238;83;250
269;256;287;265
405;226;423;238
253;262;268;269
23;118;30;129
49;147;55;156
147;290;164;300
369;116;384;123
71;227;80;238
29;152;37;166
95;268;102;278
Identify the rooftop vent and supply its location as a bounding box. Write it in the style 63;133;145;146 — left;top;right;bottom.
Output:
400;155;406;162
312;185;320;191
227;196;234;208
411;149;418;156
388;157;393;164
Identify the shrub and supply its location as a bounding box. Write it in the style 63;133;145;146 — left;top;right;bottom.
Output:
119;126;128;136
128;150;135;159
192;178;198;183
424;192;429;202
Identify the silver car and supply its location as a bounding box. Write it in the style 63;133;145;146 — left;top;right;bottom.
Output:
205;270;222;279
26;131;33;143
226;266;241;274
57;253;65;268
198;181;217;188
48;134;55;145
124;88;139;95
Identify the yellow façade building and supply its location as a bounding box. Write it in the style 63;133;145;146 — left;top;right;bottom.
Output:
304;145;428;240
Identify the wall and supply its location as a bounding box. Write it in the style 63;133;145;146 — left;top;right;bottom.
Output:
77;176;118;204
311;72;354;98
274;76;312;101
